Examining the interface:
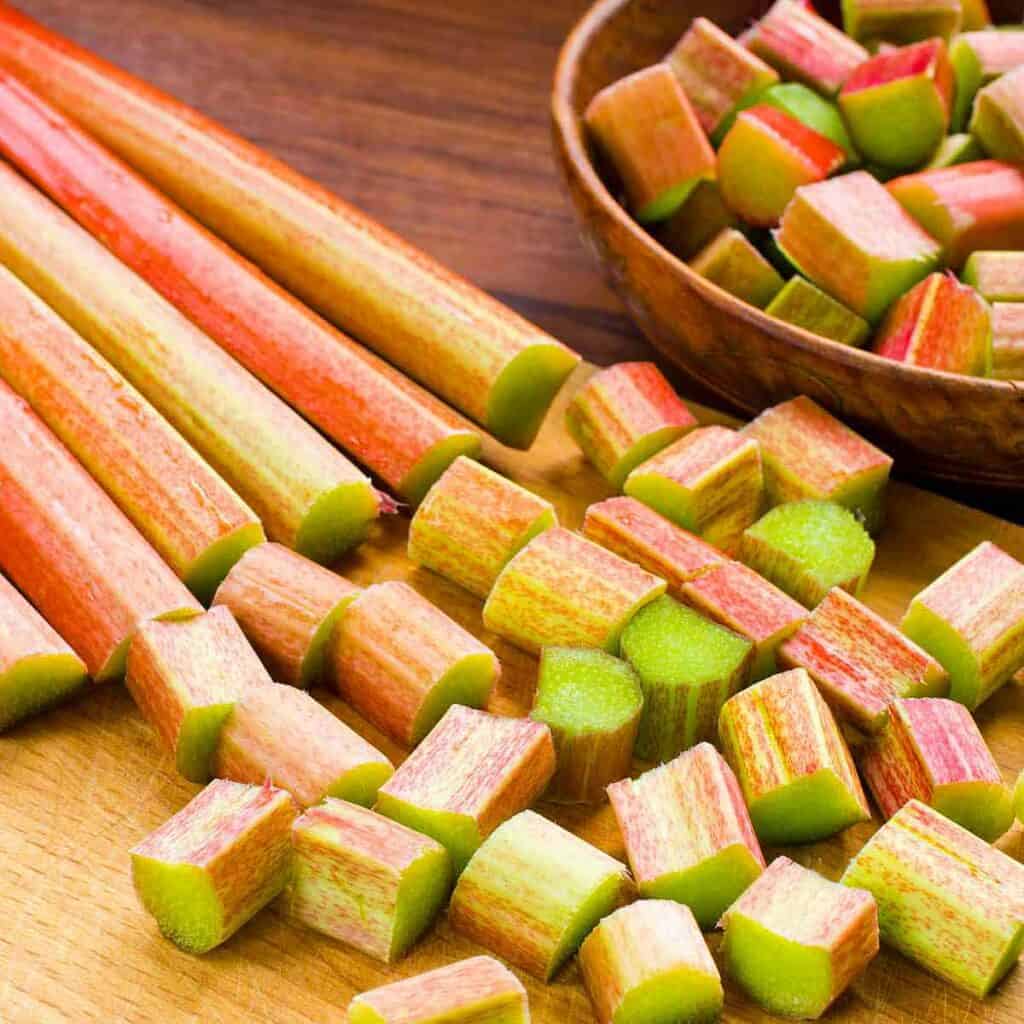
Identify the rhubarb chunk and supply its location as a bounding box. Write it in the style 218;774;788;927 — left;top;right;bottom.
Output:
861;697;1012;840
961;0;992;28
738;501;876;609
580;901;723;1024
565;363;697;489
214;683;393;807
332;581;499;746
582;496;727;598
0;572;87;731
624;425;763;552
608;743;764;928
873;271;992;375
963;250;1024;301
745;0;869;96
992;302;1024;379
741;396;893;534
780;587;948;732
348;956;528;1024
622;596;753;761
376;704;555;870
482;528;666;655
901;540;1024;708
449;810;634;980
971;65;1024;162
888;160;1024;267
775;171;942;322
689;228;785;308
765;276;871;346
682;561;807;679
408;456;557;598
720;856;879;1019
925;132;983;168
719;668;870;843
655;180;738;261
212;543;360;688
841;799;1024;996
585;64;716;223
286;799;451;962
841;0;961;45
719;106;846;227
667;17;778;140
531;647;643;804
840;40;954;170
951;29;1024;128
130;779;296;954
126;607;270;784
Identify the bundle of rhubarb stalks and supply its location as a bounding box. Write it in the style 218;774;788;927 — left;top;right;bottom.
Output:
2;4;1024;1024
586;0;1024;379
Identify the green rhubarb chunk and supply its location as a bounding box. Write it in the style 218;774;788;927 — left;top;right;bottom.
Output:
970;68;1024;164
690;229;785;309
925;132;984;169
410;652;499;746
963;251;1024;301
900;601;988;709
294;479;381;565
738;501;876;609
183;521;266;606
618;972;723;1024
621;596;752;762
951;35;984;131
765;276;871;346
0;653;88;732
390;847;453;960
131;859;226;955
934;781;1014;845
177;702;239;784
656;180;739;262
750;767;871;845
1015;769;1024;823
398;432;484;508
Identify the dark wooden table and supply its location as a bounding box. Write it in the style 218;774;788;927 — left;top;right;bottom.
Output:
12;0;1020;520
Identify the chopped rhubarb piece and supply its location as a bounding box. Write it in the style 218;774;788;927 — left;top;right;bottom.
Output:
765;275;871;346
860;697;1012;840
213;544;360;689
608;743;764;928
332;581;499;746
482;528;666;655
971;65;1024;162
780;587;948;732
721;856;879;1019
738;501;876;609
582;496;727;598
531;647;642;804
565;362;697;488
214;683;393;807
0;572;86;731
841;0;961;45
840;40;954;171
580;900;723;1024
584;64;716;223
126;607;270;784
741;396;893;533
286;799;451;962
888;160;1024;267
689;228;785;308
682;561;807;679
960;0;991;27
449;809;634;980
841;799;1024;996
0;381;200;681
1016;768;1024;822
745;0;869;96
408;456;556;598
992;302;1024;379
925;131;983;168
655;180;738;261
719;668;870;843
901;540;1024;708
622;596;753;760
348;956;528;1024
624;425;764;552
376;704;555;870
964;250;1024;301
873;271;992;375
130;779;296;954
667;17;779;140
776;171;942;322
952;29;1024;129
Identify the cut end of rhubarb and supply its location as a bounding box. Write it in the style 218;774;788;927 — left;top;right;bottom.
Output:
0;651;88;732
765;275;871;347
292;477;380;566
690;228;785;309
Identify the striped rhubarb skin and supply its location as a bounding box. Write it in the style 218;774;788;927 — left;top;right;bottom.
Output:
860;697;1013;840
992;302;1024;380
719;668;870;844
0;160;379;564
213;544;361;689
780;587;948;732
0;572;87;731
607;742;764;929
582;497;727;598
971;67;1024;164
841;0;962;44
842;800;1024;997
565;363;697;489
0;6;578;448
0;380;200;681
0;72;480;504
964;250;1024;301
0;261;262;603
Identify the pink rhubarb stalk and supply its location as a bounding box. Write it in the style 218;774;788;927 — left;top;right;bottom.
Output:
992;302;1024;380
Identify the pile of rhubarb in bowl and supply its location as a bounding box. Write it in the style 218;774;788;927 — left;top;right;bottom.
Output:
584;0;1024;379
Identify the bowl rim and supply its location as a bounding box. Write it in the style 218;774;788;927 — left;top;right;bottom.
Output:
550;0;1020;401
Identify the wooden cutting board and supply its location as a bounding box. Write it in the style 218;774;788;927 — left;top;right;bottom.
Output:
3;365;1023;1024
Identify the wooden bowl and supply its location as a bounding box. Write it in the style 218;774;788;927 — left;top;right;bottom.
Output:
552;0;1024;487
